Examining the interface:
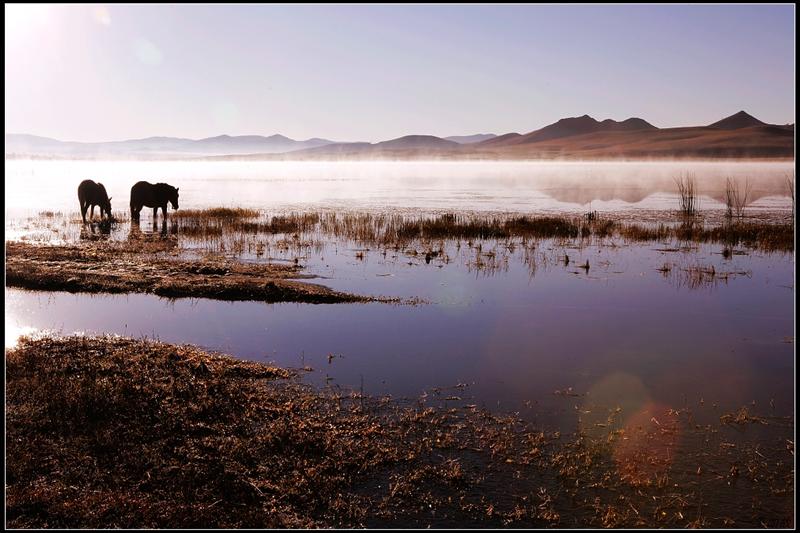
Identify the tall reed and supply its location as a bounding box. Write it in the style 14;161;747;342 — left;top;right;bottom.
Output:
674;173;697;216
724;177;752;219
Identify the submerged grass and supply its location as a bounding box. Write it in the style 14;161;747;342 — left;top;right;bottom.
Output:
6;335;794;528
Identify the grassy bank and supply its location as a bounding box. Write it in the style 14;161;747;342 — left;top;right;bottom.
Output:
6;336;793;528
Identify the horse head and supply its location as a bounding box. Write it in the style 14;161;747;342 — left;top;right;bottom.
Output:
104;196;113;218
170;187;180;210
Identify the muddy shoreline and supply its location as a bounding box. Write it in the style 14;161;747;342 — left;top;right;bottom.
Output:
5;240;387;304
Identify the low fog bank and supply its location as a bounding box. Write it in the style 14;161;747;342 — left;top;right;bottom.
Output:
5;159;795;215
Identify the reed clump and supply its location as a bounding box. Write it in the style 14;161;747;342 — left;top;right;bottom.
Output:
241;213;321;234
704;221;794;252
178;211;319;239
386;214;585;242
173;207;260;220
617;223;672;242
674;173;698;216
724;177;752;219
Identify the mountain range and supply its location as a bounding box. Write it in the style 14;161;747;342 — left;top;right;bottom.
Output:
5;111;793;160
4;133;335;158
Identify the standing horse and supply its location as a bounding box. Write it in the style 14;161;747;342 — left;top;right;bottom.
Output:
130;181;180;222
77;179;112;223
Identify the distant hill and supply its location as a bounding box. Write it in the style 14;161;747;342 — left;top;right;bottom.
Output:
478;132;522;146
208;135;463;161
457;112;792;159
444;133;497;144
6;111;793;160
708;110;767;130
375;135;460;150
4;133;336;158
484;115;657;147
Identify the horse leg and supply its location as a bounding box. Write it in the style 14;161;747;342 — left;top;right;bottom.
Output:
80;201;88;223
90;205;95;220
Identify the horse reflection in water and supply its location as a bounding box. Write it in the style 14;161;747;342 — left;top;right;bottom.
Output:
79;219;113;241
129;216;179;238
128;216;178;251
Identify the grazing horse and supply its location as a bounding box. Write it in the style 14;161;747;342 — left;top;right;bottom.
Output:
77;179;112;223
130;181;179;222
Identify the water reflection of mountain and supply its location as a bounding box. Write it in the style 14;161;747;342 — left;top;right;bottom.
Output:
544;187;652;205
543;188;781;206
530;174;791;206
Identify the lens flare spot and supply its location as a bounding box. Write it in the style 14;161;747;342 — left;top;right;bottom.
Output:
612;402;680;487
134;38;162;66
580;372;649;439
5;323;38;348
92;5;111;26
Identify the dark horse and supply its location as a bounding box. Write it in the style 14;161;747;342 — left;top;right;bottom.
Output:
77;179;112;223
130;181;179;222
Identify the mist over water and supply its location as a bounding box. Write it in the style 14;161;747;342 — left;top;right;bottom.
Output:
5;159;794;217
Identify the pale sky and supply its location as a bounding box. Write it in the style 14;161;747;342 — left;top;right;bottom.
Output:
4;4;795;142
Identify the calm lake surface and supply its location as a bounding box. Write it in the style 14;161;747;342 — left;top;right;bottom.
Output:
5;159;795;434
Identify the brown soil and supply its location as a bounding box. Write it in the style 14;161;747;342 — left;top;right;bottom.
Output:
5;240;383;304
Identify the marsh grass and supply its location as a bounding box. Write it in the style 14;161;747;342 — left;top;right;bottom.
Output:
392;214;585;242
146;210;800;254
173;207;260;220
18;207;796;259
177;212;319;239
